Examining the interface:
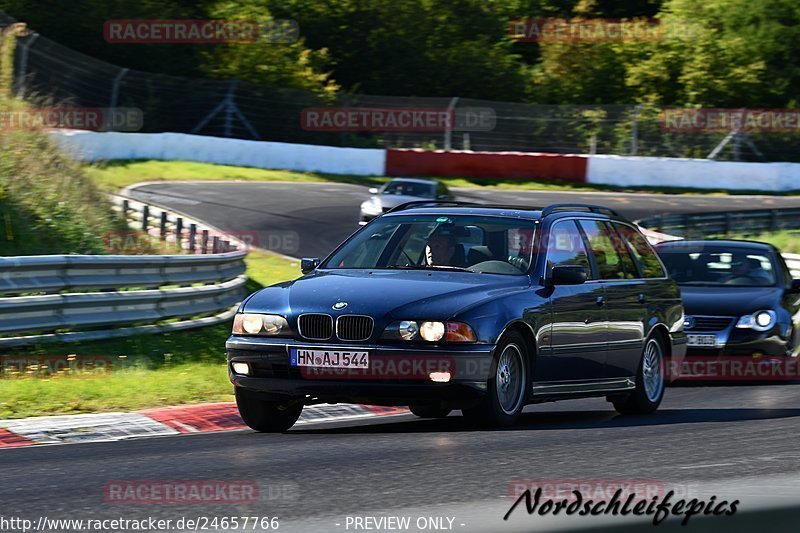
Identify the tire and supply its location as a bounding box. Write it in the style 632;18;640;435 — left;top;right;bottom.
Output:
613;336;666;415
462;331;529;427
409;405;452;418
235;388;303;432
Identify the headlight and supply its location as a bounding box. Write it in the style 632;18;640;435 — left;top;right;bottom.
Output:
232;313;290;335
736;310;776;332
361;199;382;215
398;320;419;340
420;321;446;342
382;320;476;343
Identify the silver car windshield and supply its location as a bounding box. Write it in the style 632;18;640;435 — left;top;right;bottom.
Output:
381;182;436;198
322;214;536;275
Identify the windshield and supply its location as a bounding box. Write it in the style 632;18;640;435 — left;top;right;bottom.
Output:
658;246;776;287
322;214;536;275
381;181;436;198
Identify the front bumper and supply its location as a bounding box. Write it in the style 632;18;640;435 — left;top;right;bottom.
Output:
226;336;495;407
675;326;796;382
685;326;791;358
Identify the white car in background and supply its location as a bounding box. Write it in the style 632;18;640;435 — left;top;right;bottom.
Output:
359;178;453;224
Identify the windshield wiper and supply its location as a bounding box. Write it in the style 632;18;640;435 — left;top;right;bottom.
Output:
385;264;475;273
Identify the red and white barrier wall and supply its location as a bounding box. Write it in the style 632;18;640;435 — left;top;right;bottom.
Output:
50;131;800;192
51;131;387;176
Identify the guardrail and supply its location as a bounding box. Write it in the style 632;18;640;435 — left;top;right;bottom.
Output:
637;208;800;239
784;253;800;279
0;194;250;347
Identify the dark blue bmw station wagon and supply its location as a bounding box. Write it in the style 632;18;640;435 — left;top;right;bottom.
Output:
227;203;687;431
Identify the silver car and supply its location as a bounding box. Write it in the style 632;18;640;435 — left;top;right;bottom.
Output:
359;178;453;224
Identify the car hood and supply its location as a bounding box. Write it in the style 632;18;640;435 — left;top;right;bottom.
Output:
370;194;435;209
243;269;530;320
679;285;782;317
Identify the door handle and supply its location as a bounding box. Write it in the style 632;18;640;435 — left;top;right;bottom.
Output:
638;293;646;304
596;296;605;307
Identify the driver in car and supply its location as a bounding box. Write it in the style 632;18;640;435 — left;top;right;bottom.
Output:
425;232;458;266
724;256;771;285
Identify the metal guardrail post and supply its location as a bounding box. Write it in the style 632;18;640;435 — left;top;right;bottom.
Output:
175;217;183;248
159;211;167;239
770;210;779;232
201;230;209;254
142;205;149;231
189;224;197;252
212;236;220;254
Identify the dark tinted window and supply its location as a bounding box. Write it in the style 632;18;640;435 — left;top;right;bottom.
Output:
615;223;666;278
657;246;776;287
546;220;591;274
578;220;637;280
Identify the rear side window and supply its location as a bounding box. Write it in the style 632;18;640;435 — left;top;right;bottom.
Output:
546;220;592;274
578;220;638;280
615;223;666;279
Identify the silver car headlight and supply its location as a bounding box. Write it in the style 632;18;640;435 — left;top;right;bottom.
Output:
735;310;776;332
361;199;382;215
232;313;290;335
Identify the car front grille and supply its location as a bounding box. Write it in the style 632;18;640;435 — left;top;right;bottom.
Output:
298;314;333;340
336;315;374;341
686;316;734;332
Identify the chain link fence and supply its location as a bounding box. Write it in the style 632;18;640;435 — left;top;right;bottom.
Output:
5;17;800;161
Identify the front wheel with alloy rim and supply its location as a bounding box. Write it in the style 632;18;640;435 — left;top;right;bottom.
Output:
462;331;529;427
613;336;665;415
235;388;304;432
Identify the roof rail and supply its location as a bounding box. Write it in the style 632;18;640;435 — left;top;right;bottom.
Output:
386;200;482;213
540;204;621;218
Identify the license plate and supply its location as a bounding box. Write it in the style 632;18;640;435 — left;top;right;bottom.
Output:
289;348;369;369
687;334;718;347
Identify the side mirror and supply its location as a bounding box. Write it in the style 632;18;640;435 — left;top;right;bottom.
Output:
368;187;379;194
301;257;320;274
549;265;587;286
791;279;800;293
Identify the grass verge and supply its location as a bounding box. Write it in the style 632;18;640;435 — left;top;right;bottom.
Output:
0;248;300;419
732;230;800;254
84;159;800;196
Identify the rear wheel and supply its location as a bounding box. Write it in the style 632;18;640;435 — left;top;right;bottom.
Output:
235;388;303;432
462;331;529;427
613;336;665;415
409;405;452;418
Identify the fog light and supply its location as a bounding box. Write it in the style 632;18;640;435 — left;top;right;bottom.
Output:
429;371;451;383
231;362;250;375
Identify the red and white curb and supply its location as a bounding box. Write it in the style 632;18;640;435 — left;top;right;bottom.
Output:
0;403;408;448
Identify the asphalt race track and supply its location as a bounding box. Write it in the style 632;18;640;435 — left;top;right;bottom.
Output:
4;387;800;532
8;181;791;531
127;181;800;259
